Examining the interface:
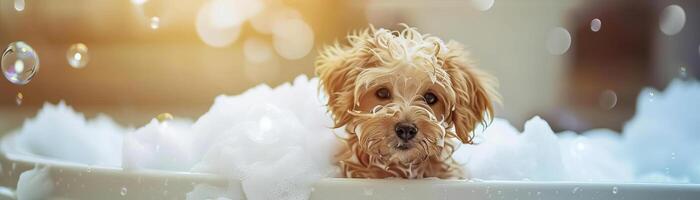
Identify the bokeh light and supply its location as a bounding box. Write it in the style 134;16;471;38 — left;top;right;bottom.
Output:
244;37;273;64
66;43;89;69
208;0;263;29
195;1;242;47
16;92;23;106
546;27;571;55
272;18;314;60
659;5;685;36
251;7;302;35
150;16;160;30
2;41;40;85
14;0;24;12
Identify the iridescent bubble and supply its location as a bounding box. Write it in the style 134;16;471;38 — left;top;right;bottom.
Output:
156;113;173;123
14;0;25;12
659;5;685;36
150;16;160;30
470;0;495;11
16;92;23;106
195;1;241;47
590;18;601;32
243;37;273;64
66;43;89;69
546;27;572;55
2;41;40;85
272;18;314;59
598;90;617;110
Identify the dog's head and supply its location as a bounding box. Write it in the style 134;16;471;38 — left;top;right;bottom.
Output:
316;25;499;165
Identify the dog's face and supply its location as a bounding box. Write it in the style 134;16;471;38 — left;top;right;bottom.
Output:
316;26;498;165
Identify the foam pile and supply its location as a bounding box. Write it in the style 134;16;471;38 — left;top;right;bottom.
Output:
454;79;700;183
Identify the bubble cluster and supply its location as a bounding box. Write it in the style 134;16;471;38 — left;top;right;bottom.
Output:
659;5;685;36
66;43;89;69
546;27;571;55
590;18;601;32
2;41;40;85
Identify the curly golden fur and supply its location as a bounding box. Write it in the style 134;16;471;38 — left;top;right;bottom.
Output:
316;24;499;179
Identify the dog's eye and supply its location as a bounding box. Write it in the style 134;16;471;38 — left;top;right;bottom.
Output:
376;88;391;99
424;92;438;105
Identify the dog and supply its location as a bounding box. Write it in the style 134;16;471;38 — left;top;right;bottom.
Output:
315;24;499;179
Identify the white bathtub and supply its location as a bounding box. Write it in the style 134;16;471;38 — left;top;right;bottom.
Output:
2;137;700;200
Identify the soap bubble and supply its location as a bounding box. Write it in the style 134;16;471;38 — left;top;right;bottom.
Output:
679;67;688;79
66;43;89;69
14;0;25;11
150;17;160;30
659;5;685;36
16;92;23;106
120;187;127;196
156;113;173;123
272;18;314;59
195;1;241;47
598;90;617;110
546;27;571;55
590;18;601;32
2;41;40;85
243;37;273;64
612;186;618;194
470;0;495;11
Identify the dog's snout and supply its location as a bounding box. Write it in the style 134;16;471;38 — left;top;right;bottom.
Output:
395;122;418;141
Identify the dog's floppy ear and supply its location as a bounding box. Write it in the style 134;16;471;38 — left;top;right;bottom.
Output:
315;29;376;128
441;41;500;144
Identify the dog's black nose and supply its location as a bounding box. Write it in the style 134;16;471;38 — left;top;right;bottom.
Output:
395;122;417;141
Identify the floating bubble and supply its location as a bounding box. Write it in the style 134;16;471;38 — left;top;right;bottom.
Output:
16;92;23;106
612;186;618;194
150;17;160;30
195;1;241;47
659;5;685;36
272;18;314;59
14;0;24;12
66;43;89;69
2;41;40;85
243;38;273;64
546;27;571;55
679;66;688;79
599;90;617;110
156;113;173;123
590;18;601;32
470;0;495;11
120;187;127;196
648;91;655;102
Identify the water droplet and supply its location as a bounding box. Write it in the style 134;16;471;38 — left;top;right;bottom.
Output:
363;188;374;196
572;187;581;194
150;16;160;30
15;92;23;106
14;0;24;11
470;0;495;11
591;18;602;32
2;41;40;85
612;186;618;194
660;5;685;36
546;27;571;55
156;113;173;123
599;89;618;110
66;43;89;69
120;187;128;196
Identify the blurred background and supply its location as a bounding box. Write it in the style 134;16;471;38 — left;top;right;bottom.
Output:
0;0;698;134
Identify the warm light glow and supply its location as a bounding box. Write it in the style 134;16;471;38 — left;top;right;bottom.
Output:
272;18;314;59
196;1;242;47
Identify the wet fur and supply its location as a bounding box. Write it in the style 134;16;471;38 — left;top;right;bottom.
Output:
316;25;499;179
